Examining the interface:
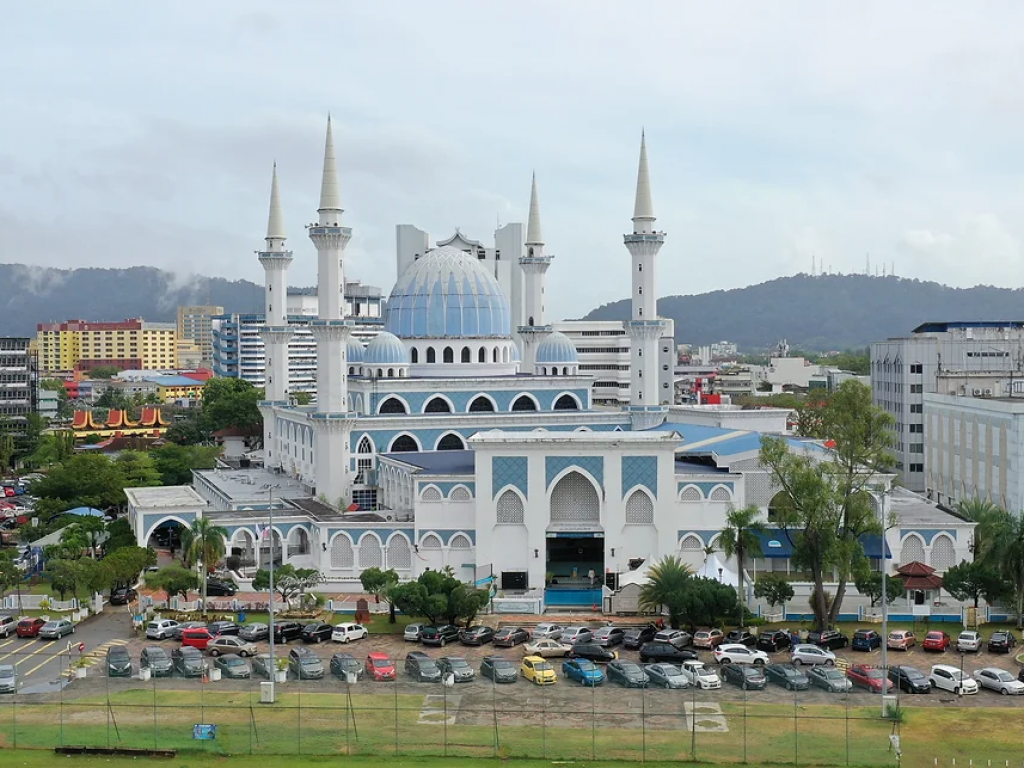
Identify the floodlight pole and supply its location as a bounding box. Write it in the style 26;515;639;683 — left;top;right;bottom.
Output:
268;487;276;701
880;487;889;695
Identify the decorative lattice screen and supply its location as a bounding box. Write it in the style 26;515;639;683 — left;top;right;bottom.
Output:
550;472;599;522
624;491;654;524
496;490;525;524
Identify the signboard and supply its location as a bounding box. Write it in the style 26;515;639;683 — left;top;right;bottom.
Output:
193;724;217;740
545;532;604;539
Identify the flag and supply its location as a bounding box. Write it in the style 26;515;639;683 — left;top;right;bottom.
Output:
254;524;267;540
346;503;360;512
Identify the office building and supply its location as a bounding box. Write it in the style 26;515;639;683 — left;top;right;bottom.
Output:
36;318;178;375
177;305;223;366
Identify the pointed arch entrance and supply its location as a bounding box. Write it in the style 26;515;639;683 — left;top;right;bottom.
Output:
546;470;604;603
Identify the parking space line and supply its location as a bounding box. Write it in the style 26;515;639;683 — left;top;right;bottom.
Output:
23;650;65;678
13;641;60;668
0;637;17;654
0;640;33;663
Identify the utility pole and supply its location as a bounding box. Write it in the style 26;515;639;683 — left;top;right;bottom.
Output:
268;486;276;702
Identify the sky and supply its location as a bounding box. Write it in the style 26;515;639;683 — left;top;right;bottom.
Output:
4;2;1024;319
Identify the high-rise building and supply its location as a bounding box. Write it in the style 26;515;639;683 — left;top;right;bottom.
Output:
0;337;37;449
36;319;178;374
177;305;223;366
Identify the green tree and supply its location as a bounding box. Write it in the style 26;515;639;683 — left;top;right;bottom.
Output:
387;570;487;626
942;559;1006;609
0;552;22;602
184;517;228;610
150;443;220;485
201;378;263;433
90;366;120;380
163;413;209;446
31;453;127;514
0;429;15;473
853;571;906;609
292;391;313;406
717;505;766;629
63;515;106;559
104;518;138;554
984;511;1024;628
103;545;156;589
76;557;110;597
360;567;400;622
753;573;794;611
674;577;740;632
146;565;199;600
115;450;162;487
95;388;131;409
45;559;81;600
637;556;695;629
956;498;1004;560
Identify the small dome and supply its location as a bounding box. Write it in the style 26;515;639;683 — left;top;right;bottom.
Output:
347;338;364;363
536;332;578;364
384;246;511;339
364;331;409;366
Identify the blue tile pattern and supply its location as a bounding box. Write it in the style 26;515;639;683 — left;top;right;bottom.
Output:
902;528;957;545
621;455;657;499
492;456;528;498
546;456;604;489
676;481;734;497
142;511;196;539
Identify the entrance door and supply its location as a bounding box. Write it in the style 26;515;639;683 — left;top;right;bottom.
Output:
546;536;604;586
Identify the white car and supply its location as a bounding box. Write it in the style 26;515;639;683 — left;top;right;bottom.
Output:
532;623;565;640
929;664;979;695
973;667;1024;695
562;626;594;645
713;644;769;665
332;622;368;643
956;631;981;653
404;623;425;642
790;644;836;666
679;660;721;690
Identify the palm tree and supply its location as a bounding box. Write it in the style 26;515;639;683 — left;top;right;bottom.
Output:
638;555;693;629
186;517;229;613
956;498;1004;559
986;511;1024;629
718;505;766;629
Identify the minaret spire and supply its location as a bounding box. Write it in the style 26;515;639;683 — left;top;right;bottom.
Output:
266;162;286;249
526;171;544;246
318;115;343;224
632;129;655;232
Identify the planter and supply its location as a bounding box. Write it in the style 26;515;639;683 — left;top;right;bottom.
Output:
274;670;287;684
139;668;151;681
71;612;82;623
209;668;222;682
75;667;87;679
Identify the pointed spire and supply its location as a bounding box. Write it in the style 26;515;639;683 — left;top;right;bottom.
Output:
526;171;544;246
632;129;655;227
266;162;286;244
318;115;342;220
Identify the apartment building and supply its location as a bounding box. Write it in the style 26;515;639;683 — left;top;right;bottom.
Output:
177;305;223;365
36;318;178;374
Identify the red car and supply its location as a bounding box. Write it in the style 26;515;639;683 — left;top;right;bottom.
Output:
847;664;893;693
16;618;46;638
365;652;395;681
923;631;951;652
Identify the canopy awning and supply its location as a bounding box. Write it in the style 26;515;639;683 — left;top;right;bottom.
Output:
754;530;891;559
64;506;105;517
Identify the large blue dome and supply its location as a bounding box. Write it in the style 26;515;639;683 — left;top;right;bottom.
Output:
384;246;511;338
536;331;578;364
364;331;409;366
347;338;364;364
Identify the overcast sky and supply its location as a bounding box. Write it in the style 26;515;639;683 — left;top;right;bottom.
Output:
4;2;1024;319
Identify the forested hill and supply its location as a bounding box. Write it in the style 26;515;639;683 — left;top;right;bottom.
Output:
583;274;1024;351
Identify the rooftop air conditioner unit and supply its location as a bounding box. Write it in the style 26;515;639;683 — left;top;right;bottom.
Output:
973;388;983;396
984;388;993;396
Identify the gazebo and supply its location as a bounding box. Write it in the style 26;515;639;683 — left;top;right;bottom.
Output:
895;561;943;607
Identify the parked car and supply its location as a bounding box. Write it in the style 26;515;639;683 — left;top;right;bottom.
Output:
207;621;240;637
790;644;836;667
846;664;893;693
851;629;882;651
623;624;658;650
521;655;557;685
654;629;693;648
207;636;257;658
214;654;250;679
956;630;982;653
887;630;916;651
15;618;45;638
606;660;649;688
562;658;605;686
757;629;792;653
570;643;618;664
679;660;721;690
493;626;531;647
106;645;133;677
438;656;476;683
332;622;368;644
592;626;625;648
140;646;173;677
459;626;495;646
765;663;809;690
531;623;565;640
404;623;425;642
239;623;269;642
987;631;1018;654
170;621;206;641
693;629;725;649
973;667;1024;695
109;587;137;606
524;638;573;658
713;644;769;665
644;663;689;689
421;625;461;647
807;666;853;693
561;626;593;645
330;652;365;681
273;621;304;644
181;628;214;651
251;654;273;679
300;623;334;644
172;647;206;677
888;665;931;694
929;664;978;695
288;647;324;679
639;642;697;664
365;652;396;681
807;629;849;650
721;663;767;690
38;620;74;640
480;656;518;684
146;619;180;641
922;631;951;653
405;652;442;682
205;579;237;597
0;615;16;638
725;629;756;647
0;665;15;694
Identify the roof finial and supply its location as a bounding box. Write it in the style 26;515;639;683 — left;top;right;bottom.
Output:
526;171;544;246
632;129;655;228
266;162;285;244
318;115;342;221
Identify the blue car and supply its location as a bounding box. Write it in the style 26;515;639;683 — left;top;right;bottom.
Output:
562;658;605;686
851;629;882;651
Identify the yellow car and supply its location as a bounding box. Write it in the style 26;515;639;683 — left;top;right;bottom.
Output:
521;655;557;685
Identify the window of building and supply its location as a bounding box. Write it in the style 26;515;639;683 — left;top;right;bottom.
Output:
910;384;923;394
909;424;923;433
910;364;923;374
909;443;924;454
910;404;922;413
909;463;923;473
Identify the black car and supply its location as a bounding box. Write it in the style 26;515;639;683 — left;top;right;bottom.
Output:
493;627;531;647
480;656;518;684
725;629;757;647
721;663;767;690
140;646;173;677
208;621;240;637
330;652;365;681
421;625;461;647
438;656;475;683
757;630;792;653
170;621;207;641
606;661;649;688
273;621;304;643
106;645;133;677
109;587;137;606
405;652;442;682
205;579;237;597
172;646;206;677
638;642;698;664
570;643;618;663
808;629;849;651
459;626;495;646
888;665;931;694
288;647;324;679
623;624;658;650
764;663;809;690
301;623;334;644
987;631;1018;653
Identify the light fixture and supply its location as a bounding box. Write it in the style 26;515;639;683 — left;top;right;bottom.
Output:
414;544;419;554
322;542;327;552
610;548;615;557
534;549;539;559
717;567;724;582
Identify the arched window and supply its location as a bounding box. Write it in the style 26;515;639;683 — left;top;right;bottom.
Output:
387;368;394;377
349;366;355;375
478;347;486;363
492;348;498;363
358;535;383;569
421;486;442;501
496;490;524;524
443;347;454;363
511;395;537;412
624;490;654;524
426;347;436;363
450;486;472;501
469;396;495;412
768;491;792;522
437;433;465;451
899;535;926;566
929;535;956;571
709;486;732;502
330;535;354;568
424;397;451;413
679;485;702;502
390;434;418;452
379;397;407;414
550;471;599;523
411;348;419;364
387;536;412;570
461;347;471;363
679;535;702;551
553;394;579;411
358;436;373;454
420;534;443;550
449;534;472;551
528;315;535;326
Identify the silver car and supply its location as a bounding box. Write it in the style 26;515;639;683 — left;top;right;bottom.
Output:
790;644;836;666
404;623;425;642
207;636;257;657
956;631;981;653
562;626;593;645
38;620;74;640
973;667;1024;695
654;629;692;648
645;663;689;689
0;665;15;694
532;623;565;640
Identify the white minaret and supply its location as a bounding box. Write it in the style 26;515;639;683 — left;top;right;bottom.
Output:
518;173;553;370
306;116;357;508
623;131;668;429
257;163;294;468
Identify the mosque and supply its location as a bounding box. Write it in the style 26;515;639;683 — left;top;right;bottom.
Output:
126;120;975;612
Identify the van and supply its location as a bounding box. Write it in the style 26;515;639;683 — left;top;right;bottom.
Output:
0;615;16;638
181;627;214;650
145;619;179;641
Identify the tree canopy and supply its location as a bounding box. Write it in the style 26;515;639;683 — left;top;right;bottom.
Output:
388;569;489;626
252;564;325;606
145;565;199;599
31;453;128;516
201;378;263;433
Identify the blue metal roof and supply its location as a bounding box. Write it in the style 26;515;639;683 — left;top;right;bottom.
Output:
645;421;826;460
754;529;891;559
145;375;205;387
380;450;476;475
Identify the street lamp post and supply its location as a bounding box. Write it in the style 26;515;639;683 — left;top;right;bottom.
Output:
267;487;276;701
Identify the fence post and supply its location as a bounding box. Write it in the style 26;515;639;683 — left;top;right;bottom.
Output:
394;680;399;755
641;684;647;763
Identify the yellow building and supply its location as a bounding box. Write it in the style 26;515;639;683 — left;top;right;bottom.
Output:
148;375;207;402
177;305;223;366
36;319;179;374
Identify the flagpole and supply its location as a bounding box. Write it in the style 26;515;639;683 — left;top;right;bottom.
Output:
268;486;276;701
